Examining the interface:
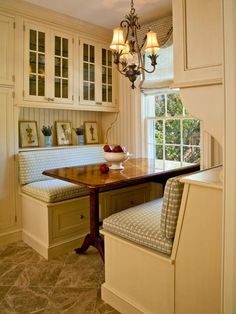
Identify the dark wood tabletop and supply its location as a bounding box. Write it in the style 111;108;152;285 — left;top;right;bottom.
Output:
43;158;200;261
43;158;199;190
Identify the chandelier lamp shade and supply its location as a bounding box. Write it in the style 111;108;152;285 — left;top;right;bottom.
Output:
110;0;160;89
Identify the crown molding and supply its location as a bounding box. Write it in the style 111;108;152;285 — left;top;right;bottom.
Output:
0;0;112;42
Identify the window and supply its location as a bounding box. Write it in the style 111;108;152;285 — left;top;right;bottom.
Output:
147;91;200;169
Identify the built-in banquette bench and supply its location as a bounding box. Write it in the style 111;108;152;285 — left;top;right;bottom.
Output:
101;166;223;314
18;145;162;259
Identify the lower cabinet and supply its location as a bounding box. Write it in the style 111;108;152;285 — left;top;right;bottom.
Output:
100;182;163;220
0;87;19;242
21;182;163;259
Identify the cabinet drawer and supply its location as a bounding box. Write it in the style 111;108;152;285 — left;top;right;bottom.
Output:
100;183;161;219
109;187;149;213
49;197;89;243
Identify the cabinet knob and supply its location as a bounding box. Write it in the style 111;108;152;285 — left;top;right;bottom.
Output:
130;200;134;205
80;214;84;219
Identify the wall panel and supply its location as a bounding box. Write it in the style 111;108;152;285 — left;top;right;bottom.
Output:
19;107;103;147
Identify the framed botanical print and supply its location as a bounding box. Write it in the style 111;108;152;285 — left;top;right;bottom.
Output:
19;121;39;148
84;121;99;144
56;121;72;146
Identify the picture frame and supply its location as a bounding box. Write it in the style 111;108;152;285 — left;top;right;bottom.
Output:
84;121;99;144
56;121;72;146
19;121;39;148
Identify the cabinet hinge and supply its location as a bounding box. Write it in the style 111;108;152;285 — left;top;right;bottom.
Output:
23;90;25;97
12;75;15;82
13;22;16;29
23;25;26;31
72;95;74;101
79;95;80;102
15;216;17;223
79;40;80;45
72;38;74;44
12;91;15;98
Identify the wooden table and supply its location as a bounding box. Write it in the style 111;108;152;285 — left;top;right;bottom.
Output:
43;158;199;261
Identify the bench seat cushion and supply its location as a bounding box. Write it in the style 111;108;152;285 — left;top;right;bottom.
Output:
21;179;89;203
103;198;173;255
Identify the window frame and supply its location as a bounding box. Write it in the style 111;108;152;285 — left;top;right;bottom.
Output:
145;90;201;168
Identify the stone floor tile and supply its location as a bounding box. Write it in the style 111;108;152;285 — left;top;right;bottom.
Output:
0;263;25;286
44;287;97;314
0;246;43;264
65;247;103;270
0;286;12;302
2;286;52;313
15;263;63;287
56;263;101;289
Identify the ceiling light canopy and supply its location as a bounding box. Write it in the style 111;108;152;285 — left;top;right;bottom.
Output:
110;0;160;89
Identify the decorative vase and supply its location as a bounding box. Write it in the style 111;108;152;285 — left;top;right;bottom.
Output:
44;135;52;147
77;135;84;145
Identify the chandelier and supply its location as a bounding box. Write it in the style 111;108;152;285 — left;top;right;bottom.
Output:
110;0;160;89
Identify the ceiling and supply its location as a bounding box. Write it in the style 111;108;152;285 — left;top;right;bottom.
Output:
23;0;172;30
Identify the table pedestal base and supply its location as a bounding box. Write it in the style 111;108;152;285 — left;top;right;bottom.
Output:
75;234;104;261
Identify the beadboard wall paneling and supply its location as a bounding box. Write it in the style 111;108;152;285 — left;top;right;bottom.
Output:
19;107;103;147
102;76;142;157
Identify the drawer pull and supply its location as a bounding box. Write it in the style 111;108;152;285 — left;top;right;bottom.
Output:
80;214;84;219
130;200;134;205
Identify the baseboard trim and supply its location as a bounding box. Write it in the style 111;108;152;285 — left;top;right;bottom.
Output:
22;230;86;259
0;229;22;245
101;283;144;314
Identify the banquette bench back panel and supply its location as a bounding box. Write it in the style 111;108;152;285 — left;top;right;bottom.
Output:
18;145;105;185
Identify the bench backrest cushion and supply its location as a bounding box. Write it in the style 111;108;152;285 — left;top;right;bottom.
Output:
19;145;105;185
160;176;184;239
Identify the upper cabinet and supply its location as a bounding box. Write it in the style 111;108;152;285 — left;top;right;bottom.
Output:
23;22;74;104
173;0;223;86
0;14;15;86
79;39;118;110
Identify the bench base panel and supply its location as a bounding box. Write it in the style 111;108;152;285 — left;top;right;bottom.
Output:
21;193;90;259
22;230;86;259
101;230;174;314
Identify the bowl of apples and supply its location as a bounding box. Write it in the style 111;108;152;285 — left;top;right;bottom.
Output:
103;144;129;170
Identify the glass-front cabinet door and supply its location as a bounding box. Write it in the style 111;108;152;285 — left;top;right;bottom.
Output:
79;39;117;109
24;23;73;104
24;23;47;101
82;43;95;103
53;32;73;103
101;47;113;105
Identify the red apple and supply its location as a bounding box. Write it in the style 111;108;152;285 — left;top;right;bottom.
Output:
103;144;112;152
112;145;124;153
99;163;109;173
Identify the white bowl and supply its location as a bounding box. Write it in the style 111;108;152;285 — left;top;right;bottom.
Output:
103;152;128;170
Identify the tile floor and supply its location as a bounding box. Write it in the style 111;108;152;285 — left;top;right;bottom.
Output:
0;241;120;313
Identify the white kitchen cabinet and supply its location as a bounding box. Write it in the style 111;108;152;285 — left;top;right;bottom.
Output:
23;22;74;105
0;14;15;86
0;88;17;232
79;38;118;110
100;182;162;219
173;0;222;86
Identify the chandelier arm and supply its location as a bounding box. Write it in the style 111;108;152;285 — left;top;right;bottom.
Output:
139;65;156;74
